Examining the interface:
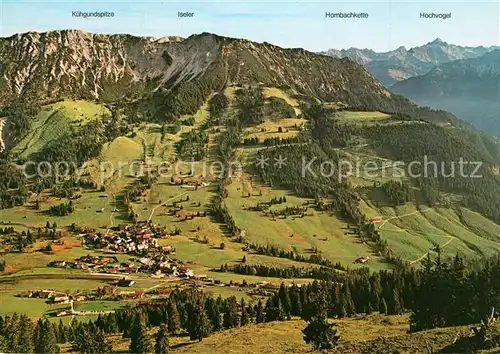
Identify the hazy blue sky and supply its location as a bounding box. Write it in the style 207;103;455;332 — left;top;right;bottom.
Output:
1;0;499;51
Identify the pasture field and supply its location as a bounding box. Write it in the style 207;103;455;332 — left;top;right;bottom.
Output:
0;192;118;230
0;293;68;319
243;118;305;142
222;168;389;271
361;200;500;263
262;87;302;115
0;274;169;318
73;301;130;312
335;110;391;124
13;100;110;159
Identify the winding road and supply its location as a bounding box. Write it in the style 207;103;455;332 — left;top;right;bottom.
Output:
376;207;455;264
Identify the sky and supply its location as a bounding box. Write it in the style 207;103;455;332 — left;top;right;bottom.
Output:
1;0;499;51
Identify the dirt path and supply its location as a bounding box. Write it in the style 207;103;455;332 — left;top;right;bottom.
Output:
147;190;191;222
0;119;5;151
409;236;455;264
377;208;431;230
103;195;117;236
376;207;455;264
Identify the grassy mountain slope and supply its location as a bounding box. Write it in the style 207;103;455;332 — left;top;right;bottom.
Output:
12;100;110;159
165;314;493;354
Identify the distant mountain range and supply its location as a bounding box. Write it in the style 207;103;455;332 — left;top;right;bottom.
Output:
391;49;500;135
322;38;499;87
323;39;500;135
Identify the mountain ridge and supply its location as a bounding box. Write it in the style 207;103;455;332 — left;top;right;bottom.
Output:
322;38;500;86
391;49;500;135
0;29;459;127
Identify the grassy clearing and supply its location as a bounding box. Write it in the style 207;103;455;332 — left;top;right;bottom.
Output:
163;313;471;354
0;274;167;318
0;191;117;229
0;292;67;318
1;239;103;273
262;87;301;115
13;100;110;158
0;278;107;318
91;313;474;354
198;284;254;301
73;301;130;312
335;111;390;123
204;271;314;286
243;118;305;142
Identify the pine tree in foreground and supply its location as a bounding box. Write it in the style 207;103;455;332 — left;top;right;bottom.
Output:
129;313;153;354
167;301;181;334
188;298;213;341
302;316;340;350
155;324;170;354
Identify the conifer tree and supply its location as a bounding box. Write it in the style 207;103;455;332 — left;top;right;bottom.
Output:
302;316;340;350
240;298;249;326
205;297;222;331
0;335;7;353
264;297;286;322
277;283;292;319
289;284;303;316
155;324;170;354
19;314;35;354
58;319;66;343
188;298;212;341
35;319;60;354
167;301;180;334
379;298;388;315
255;300;265;323
51;321;59;343
106;314;119;333
338;300;347;319
343;283;355;316
388;288;403;315
129;313;153;354
73;323;112;354
66;317;77;342
5;312;21;353
93;327;113;354
223;296;240;329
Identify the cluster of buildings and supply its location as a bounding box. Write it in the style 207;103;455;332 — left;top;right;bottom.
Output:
94;283;146;300
81;222;172;255
16;289;78;304
46;220;199;277
48;251;195;279
48;255;123;272
135;253;195;278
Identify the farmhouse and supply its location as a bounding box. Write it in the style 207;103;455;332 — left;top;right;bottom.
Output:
117;278;135;287
50;295;70;304
56;309;71;317
355;256;370;264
